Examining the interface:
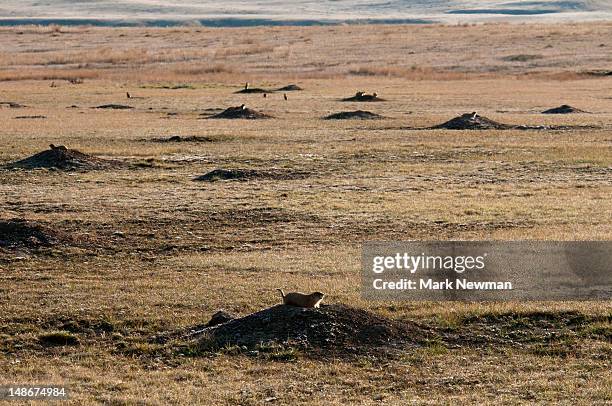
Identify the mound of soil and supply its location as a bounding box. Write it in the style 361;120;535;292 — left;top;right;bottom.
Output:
0;101;26;108
151;135;217;143
0;219;62;248
542;105;587;114
235;88;269;94
195;304;424;357
208;106;272;119
341;92;385;102
14;115;46;119
5;145;121;171
276;84;303;91
324;110;385;120
431;112;513;130
94;104;134;110
194;168;308;182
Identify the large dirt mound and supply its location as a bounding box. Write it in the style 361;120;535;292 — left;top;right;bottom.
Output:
0;219;63;248
194;168;309;182
194;304;425;357
324;110;385;120
542;105;587;114
208;106;272;119
5;145;121;171
235;88;269;94
431;112;513;130
341;92;385;102
276;84;303;91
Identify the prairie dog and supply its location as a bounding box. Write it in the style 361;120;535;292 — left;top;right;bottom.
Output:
277;289;325;308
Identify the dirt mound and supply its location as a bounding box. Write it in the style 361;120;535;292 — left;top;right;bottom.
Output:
0;219;62;248
324;110;385;120
0;101;26;108
208;106;272;119
5;145;121;171
14;115;46;119
542;105;587;114
341;92;385;102
194;168;308;182
194;304;424;357
235;88;269;94
151;135;218;143
94;104;134;110
276;84;303;91
431;112;513;130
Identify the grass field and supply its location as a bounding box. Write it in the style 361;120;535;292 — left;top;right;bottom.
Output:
0;22;611;404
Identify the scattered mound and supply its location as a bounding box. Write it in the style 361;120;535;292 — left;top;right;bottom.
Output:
0;219;62;248
235;88;269;94
14;115;46;119
276;84;303;91
208;105;272;119
194;168;308;182
431;112;513;130
0;101;26;108
324;110;385;120
195;304;424;357
341;92;385;102
94;104;134;110
151;135;218;143
542;105;587;114
5;145;121;171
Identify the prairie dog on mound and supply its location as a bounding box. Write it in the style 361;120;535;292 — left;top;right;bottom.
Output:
277;289;325;308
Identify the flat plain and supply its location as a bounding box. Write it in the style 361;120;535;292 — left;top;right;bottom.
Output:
0;22;611;404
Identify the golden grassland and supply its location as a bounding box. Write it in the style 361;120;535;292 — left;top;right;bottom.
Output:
0;22;611;404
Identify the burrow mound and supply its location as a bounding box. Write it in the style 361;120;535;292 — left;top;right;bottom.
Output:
431;112;513;130
93;104;134;110
194;304;425;357
341;92;385;102
542;105;587;114
0;219;64;248
5;145;121;171
234;88;269;94
194;168;309;182
151;135;219;143
276;84;303;91
0;101;27;108
208;106;272;119
324;110;385;120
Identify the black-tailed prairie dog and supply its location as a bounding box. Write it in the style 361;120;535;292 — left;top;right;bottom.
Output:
277;289;325;308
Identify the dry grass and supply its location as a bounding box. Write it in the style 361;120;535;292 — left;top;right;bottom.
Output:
0;22;611;405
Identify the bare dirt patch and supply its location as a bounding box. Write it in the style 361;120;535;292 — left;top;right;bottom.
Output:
208;106;273;119
93;104;134;110
4;145;122;171
0;219;65;248
542;105;588;114
191;304;426;358
194;168;309;182
150;135;225;143
341;92;385;102
276;84;303;91
430;112;513;130
324;110;385;120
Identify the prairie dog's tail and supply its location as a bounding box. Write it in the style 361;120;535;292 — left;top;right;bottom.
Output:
276;288;285;299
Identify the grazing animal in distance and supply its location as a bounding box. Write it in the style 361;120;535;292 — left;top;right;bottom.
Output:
245;82;249;90
126;92;131;99
240;104;246;110
471;111;477;119
49;144;67;151
50;81;56;88
372;92;378;98
277;289;325;308
356;91;365;97
283;93;288;101
263;93;267;98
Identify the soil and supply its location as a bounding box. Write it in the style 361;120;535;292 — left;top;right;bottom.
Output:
14;115;46;119
430;112;513;130
234;88;270;94
276;84;303;91
542;105;587;114
324;110;385;120
193;168;309;182
5;145;122;171
93;104;134;110
341;93;385;102
208;106;273;119
193;304;426;357
151;135;218;143
0;219;63;248
0;101;26;108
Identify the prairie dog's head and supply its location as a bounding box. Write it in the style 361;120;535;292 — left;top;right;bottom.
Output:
312;292;325;300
